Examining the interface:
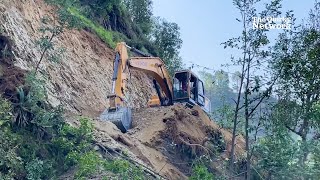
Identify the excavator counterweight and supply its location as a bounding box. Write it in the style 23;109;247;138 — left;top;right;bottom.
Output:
100;42;210;133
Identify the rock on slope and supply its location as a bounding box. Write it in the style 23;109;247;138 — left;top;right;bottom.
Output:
0;0;245;179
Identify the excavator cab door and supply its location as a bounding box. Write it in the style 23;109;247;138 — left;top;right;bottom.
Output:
173;71;190;100
173;71;196;105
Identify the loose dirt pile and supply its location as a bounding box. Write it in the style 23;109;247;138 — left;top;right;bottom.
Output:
93;104;245;179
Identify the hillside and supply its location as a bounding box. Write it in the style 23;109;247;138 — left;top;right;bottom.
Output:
0;0;245;179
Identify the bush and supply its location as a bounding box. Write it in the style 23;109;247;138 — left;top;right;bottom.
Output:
13;73;64;138
189;165;215;180
103;159;144;180
0;97;24;179
26;158;47;180
74;151;102;179
51;117;93;170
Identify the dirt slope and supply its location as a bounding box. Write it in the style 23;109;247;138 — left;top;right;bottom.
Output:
0;0;155;116
0;0;245;179
92;104;245;179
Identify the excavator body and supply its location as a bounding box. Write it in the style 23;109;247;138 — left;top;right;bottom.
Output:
100;42;210;133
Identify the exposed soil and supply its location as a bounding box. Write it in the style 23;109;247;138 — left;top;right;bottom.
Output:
0;0;246;179
0;0;155;116
0;35;26;102
130;104;245;178
92;104;245;179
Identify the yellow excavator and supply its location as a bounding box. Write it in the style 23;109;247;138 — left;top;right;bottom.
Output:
100;42;211;132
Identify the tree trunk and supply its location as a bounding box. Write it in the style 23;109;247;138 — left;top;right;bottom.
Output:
229;62;245;172
245;59;251;180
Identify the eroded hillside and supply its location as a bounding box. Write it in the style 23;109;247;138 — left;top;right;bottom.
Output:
0;0;155;117
0;0;245;179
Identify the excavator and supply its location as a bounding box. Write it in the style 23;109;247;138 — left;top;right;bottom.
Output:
100;42;211;132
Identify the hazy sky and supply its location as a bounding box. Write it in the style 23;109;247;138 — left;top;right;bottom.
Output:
153;0;315;74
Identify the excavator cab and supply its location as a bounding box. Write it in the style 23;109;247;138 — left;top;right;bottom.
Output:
100;42;211;133
173;70;211;113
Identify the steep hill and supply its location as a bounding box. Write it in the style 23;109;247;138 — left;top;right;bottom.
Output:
0;0;155;116
0;0;245;179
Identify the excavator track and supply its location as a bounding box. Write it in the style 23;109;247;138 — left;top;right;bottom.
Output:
100;107;132;133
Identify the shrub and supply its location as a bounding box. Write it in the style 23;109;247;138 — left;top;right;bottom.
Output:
0;97;24;179
103;159;144;180
189;165;215;180
26;158;44;180
13;73;64;138
51;117;93;171
74;151;102;179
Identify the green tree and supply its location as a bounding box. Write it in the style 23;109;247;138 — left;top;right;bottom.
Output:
271;10;320;166
124;0;153;35
222;0;283;178
153;18;184;75
189;165;215;180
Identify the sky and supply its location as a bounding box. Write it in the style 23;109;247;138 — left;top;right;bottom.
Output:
153;0;315;74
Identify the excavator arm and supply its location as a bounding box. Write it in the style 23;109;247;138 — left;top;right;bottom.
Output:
129;57;173;106
100;42;173;132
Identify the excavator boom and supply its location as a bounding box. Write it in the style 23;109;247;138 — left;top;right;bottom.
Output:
100;42;211;133
100;42;173;132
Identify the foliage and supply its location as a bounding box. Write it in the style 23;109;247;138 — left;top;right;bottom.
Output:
153;18;184;75
0;71;96;179
124;0;153;35
103;159;144;180
68;151;145;179
68;7;117;47
13;72;64;138
189;164;215;180
52;117;93;170
222;0;283;177
43;0;185;76
0;97;12;126
74;151;102;179
0;98;24;179
26;158;52;180
272;27;320;136
77;0;153;52
254;132;299;179
269;1;320;174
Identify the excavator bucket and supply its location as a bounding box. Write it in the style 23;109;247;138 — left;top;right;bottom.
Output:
99;107;132;133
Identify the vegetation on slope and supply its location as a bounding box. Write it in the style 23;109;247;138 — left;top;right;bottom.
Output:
199;0;320;179
45;0;184;75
